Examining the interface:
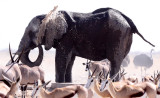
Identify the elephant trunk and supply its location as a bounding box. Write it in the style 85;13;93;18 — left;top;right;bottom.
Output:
17;46;43;67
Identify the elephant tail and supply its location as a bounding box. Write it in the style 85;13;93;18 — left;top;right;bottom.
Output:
121;13;155;47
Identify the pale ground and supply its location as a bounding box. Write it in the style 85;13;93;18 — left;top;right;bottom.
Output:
0;49;160;97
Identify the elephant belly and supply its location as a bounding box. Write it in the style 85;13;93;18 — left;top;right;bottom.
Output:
74;43;110;61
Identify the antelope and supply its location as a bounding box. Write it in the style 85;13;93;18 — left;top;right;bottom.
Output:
100;72;158;98
85;59;111;78
126;76;138;84
19;64;45;98
19;64;45;85
104;78;145;98
150;70;160;85
120;75;138;85
5;45;45;97
84;66;111;98
0;44;22;97
0;81;10;98
142;71;160;94
85;67;134;98
0;45;22;83
84;59;111;89
31;81;88;98
0;74;20;98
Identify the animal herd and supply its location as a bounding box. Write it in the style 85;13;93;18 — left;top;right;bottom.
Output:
0;46;160;98
0;5;158;98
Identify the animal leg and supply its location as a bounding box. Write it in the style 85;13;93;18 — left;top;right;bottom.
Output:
55;49;69;83
20;85;25;98
110;61;121;81
65;54;75;82
24;85;27;97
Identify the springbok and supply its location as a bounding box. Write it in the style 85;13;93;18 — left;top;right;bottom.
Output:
142;71;160;95
120;75;138;85
126;76;138;84
0;74;20;98
100;72;158;98
19;64;45;98
5;45;45;97
0;81;10;98
85;67;135;98
150;71;160;85
103;78;145;98
31;81;88;98
0;44;22;87
84;59;111;89
84;59;111;78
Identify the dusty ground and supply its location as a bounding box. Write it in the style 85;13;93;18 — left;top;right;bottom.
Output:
0;49;160;97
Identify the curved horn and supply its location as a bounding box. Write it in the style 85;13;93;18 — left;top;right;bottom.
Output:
42;80;51;88
5;44;15;71
9;44;14;63
91;66;97;77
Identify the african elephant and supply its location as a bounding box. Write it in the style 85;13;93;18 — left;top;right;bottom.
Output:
16;7;154;83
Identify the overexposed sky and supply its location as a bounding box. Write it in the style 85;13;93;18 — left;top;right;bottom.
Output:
0;0;159;52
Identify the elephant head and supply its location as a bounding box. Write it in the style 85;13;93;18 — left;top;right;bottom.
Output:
16;14;45;67
17;6;75;67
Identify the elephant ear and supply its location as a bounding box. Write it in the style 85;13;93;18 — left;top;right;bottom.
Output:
44;12;68;50
37;6;75;50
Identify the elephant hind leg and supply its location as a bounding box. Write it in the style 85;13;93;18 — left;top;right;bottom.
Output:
109;61;121;81
65;55;75;82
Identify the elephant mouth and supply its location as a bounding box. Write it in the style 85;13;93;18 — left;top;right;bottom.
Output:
16;46;44;67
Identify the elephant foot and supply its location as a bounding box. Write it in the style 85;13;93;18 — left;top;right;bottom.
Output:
55;75;65;83
65;73;72;82
65;77;72;83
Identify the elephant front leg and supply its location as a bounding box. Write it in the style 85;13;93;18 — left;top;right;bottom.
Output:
55;50;68;83
65;55;75;82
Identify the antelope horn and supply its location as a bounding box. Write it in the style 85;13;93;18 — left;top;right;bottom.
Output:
6;44;15;73
151;76;154;79
9;44;14;63
42;80;51;88
101;68;105;77
6;63;14;73
6;47;24;73
105;69;109;79
102;67;106;77
91;66;97;77
98;71;103;77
